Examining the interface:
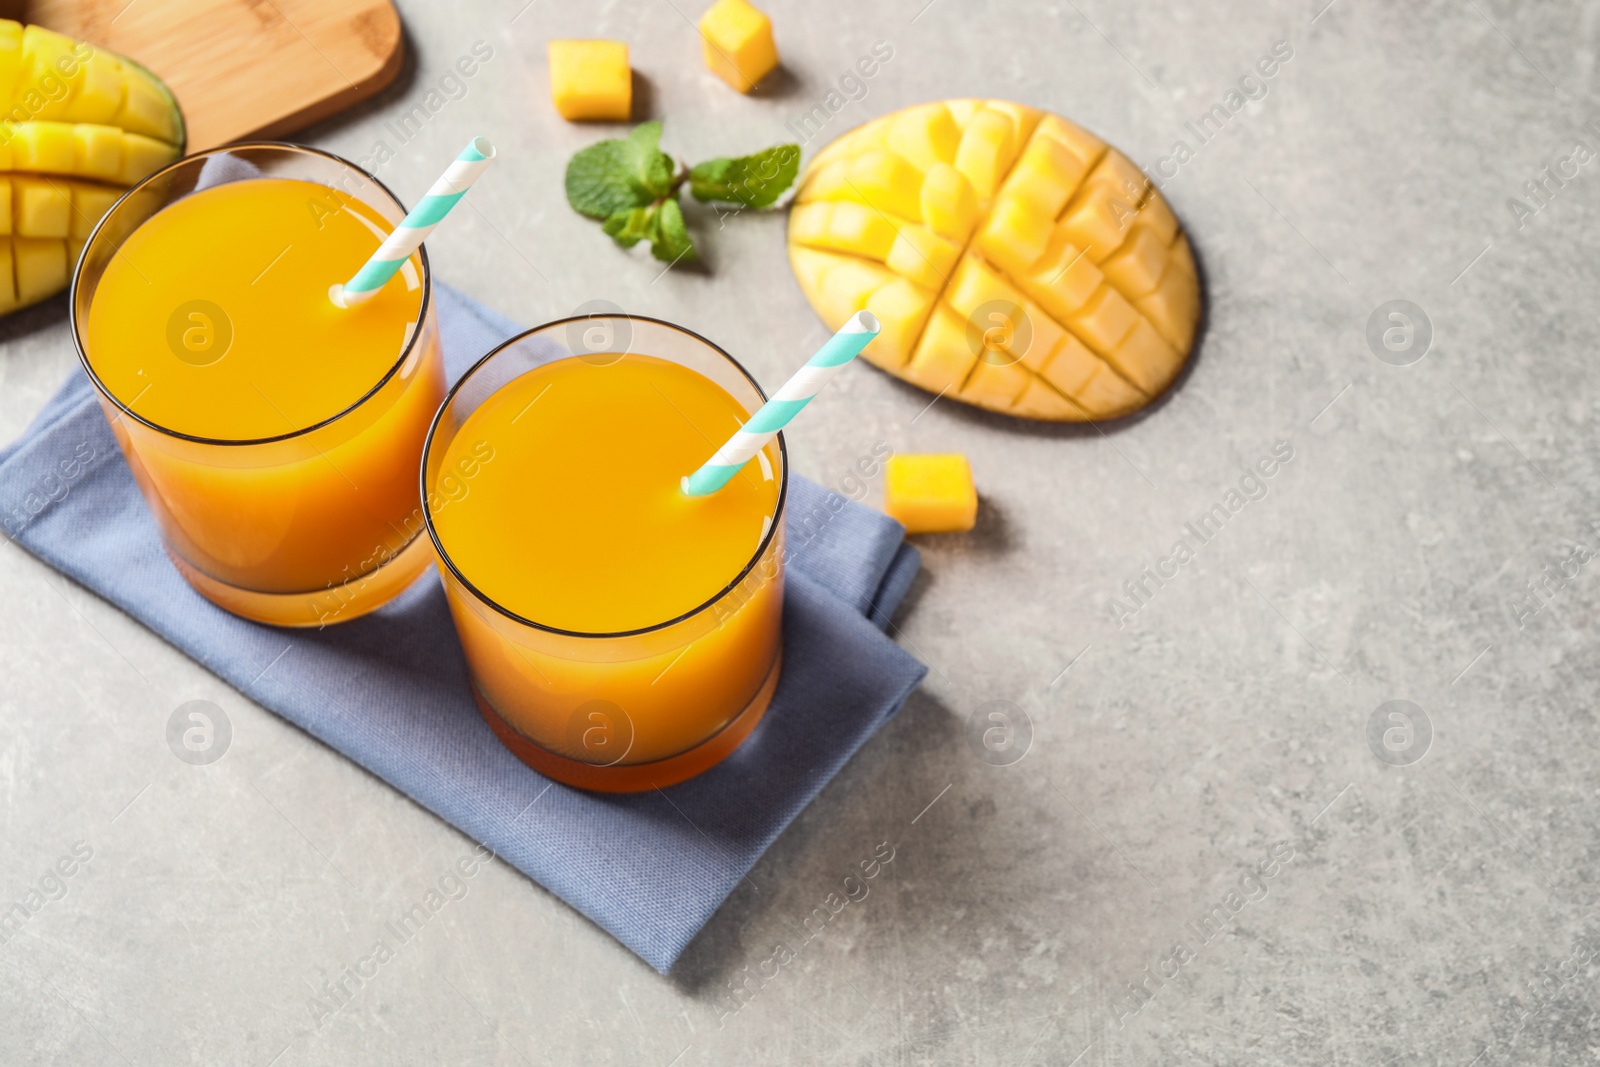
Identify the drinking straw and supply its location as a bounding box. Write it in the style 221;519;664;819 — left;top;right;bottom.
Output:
329;137;497;308
682;311;881;497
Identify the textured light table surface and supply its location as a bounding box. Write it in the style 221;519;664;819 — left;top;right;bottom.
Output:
3;0;1599;1063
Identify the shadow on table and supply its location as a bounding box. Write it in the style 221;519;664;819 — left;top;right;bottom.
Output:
0;294;68;344
746;64;805;104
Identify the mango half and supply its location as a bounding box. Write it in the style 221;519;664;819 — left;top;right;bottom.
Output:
0;20;185;316
787;100;1200;421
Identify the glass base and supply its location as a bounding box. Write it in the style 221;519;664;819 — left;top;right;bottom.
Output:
165;530;436;628
473;650;782;793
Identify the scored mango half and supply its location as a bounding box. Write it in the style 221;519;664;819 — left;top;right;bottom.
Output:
787;100;1201;421
0;20;185;316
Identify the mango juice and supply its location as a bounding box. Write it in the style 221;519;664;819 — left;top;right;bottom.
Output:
77;165;444;626
427;350;786;786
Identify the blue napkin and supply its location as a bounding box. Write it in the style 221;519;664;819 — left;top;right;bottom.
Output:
0;286;927;973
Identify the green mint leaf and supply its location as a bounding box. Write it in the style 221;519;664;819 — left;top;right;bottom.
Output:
687;157;734;201
627;120;662;155
739;144;801;207
626;121;675;200
650;199;696;263
566;139;652;219
689;144;800;209
601;205;655;249
564;122;676;219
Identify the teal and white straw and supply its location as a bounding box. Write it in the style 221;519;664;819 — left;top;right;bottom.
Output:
682;311;881;497
330;137;496;308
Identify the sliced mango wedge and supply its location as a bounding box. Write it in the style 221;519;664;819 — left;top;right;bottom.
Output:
788;99;1200;422
0;19;184;315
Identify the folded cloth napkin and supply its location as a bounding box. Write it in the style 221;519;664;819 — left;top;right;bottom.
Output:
0;285;927;973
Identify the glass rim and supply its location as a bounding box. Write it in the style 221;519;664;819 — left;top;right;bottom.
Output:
68;140;434;448
421;314;790;641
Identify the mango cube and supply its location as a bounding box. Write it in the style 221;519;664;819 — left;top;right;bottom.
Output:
119;133;180;186
73;124;123;183
903;305;976;395
548;40;631;122
920;161;979;242
13;177;69;238
11;121;74;174
886;104;959;172
13;235;66;305
883;454;978;535
699;0;779;93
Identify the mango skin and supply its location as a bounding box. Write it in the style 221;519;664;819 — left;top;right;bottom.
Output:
787;99;1201;422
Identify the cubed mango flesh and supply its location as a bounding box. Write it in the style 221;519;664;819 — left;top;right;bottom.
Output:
699;0;779;93
920;162;979;243
13;176;69;237
548;40;631;122
13;234;65;305
788;98;1201;422
0;18;184;318
883;454;978;535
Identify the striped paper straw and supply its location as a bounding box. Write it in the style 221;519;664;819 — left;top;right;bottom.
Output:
330;137;496;308
682;311;881;497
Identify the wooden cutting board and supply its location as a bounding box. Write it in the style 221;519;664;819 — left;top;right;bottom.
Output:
22;0;405;151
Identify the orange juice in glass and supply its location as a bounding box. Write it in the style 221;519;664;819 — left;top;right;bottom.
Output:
423;315;786;792
71;144;444;626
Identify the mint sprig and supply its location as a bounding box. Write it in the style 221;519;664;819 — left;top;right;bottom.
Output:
564;122;799;265
690;145;799;209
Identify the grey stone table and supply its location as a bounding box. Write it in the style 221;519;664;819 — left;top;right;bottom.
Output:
4;0;1598;1063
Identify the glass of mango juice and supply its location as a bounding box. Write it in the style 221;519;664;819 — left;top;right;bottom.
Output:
422;315;786;792
70;144;445;627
